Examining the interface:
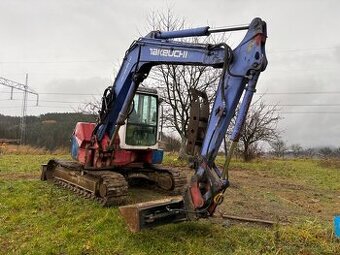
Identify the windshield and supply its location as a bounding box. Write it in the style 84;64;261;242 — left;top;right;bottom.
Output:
125;93;158;146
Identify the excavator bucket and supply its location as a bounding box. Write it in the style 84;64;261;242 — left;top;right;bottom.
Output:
119;196;187;232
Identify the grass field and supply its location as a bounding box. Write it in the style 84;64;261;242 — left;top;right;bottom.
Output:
0;151;339;254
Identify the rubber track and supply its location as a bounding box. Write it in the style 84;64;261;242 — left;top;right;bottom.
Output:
51;160;128;206
146;167;188;195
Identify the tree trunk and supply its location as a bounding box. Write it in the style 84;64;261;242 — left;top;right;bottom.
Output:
178;135;188;160
243;143;251;162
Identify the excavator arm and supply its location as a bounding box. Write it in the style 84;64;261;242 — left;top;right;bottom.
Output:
116;18;268;231
93;18;266;166
95;34;227;143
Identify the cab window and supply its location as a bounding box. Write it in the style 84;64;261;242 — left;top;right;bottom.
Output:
125;93;158;146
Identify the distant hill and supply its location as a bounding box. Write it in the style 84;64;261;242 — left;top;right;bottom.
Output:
0;113;96;150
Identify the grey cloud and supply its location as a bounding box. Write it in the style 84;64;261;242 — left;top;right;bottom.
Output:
1;0;340;147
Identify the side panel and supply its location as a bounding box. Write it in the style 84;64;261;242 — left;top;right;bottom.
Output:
71;122;96;163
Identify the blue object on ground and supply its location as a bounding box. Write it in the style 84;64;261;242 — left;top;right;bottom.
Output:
335;216;340;238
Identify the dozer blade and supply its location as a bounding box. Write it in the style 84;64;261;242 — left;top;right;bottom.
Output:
119;196;187;232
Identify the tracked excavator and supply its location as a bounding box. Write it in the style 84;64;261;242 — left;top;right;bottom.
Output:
41;17;267;232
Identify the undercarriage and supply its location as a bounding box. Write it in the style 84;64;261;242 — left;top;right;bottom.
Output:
41;159;187;206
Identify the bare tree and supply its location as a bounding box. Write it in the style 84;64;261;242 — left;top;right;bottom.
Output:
159;133;181;152
319;146;333;158
290;143;303;157
304;147;316;158
233;100;281;161
270;138;287;158
334;147;340;158
78;97;101;115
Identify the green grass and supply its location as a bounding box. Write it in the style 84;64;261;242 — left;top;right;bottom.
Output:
161;152;189;167
226;158;340;191
0;154;339;254
0;155;70;174
166;152;340;190
1;180;337;255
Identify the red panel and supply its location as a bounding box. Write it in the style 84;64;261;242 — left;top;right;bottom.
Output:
73;122;156;167
74;122;96;148
77;148;87;164
99;133;113;151
141;150;153;164
113;150;136;166
190;180;205;209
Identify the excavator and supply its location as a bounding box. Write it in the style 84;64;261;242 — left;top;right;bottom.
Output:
41;17;267;232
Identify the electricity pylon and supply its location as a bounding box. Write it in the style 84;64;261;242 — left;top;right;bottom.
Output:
0;74;39;144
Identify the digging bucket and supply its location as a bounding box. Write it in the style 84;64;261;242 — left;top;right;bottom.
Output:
119;196;187;232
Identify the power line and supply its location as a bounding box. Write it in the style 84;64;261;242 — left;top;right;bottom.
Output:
0;98;89;104
0;91;102;96
268;46;338;54
2;105;340;114
39;99;86;104
33;105;77;109
0;59;113;64
0;105;75;109
0;106;22;109
0;46;337;64
280;111;340;114
0;76;39;103
39;92;101;96
3;90;340;96
268;67;337;73
257;91;340;95
267;104;340;107
4;99;340;107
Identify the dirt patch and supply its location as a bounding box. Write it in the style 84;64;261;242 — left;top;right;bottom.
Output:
168;167;339;223
317;159;340;169
218;168;340;222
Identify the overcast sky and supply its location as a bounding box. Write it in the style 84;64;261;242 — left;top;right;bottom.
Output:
0;0;340;148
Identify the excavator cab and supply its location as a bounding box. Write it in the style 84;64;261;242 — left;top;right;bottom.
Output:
119;88;159;149
68;88;164;167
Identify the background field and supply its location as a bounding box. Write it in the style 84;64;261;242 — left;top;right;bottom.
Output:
0;150;339;254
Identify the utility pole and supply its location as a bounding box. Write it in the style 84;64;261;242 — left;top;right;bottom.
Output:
0;74;39;144
19;74;29;144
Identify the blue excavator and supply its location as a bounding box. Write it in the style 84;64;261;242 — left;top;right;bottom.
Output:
41;17;267;232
